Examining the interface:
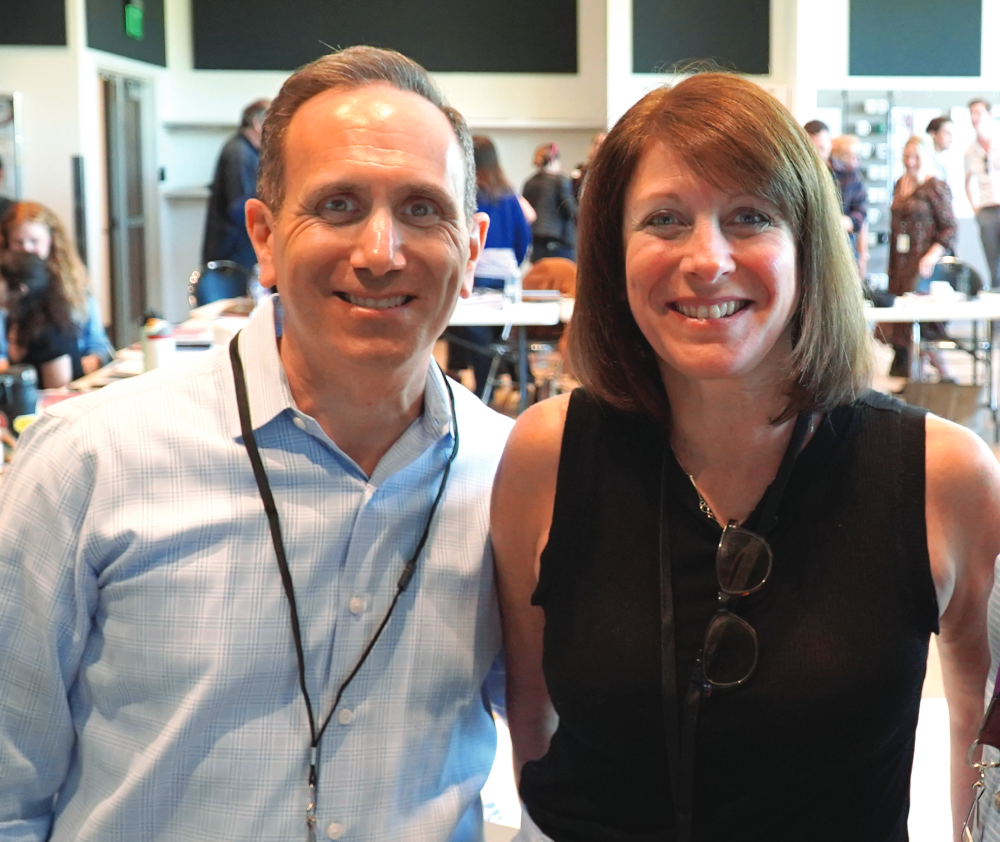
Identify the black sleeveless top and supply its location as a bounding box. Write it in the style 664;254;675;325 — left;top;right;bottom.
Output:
520;389;939;842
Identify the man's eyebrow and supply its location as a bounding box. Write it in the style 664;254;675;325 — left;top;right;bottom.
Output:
302;179;459;212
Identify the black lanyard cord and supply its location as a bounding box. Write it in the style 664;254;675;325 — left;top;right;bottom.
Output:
228;333;459;818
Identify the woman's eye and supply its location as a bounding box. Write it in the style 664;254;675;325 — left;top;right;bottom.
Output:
733;209;773;227
646;211;680;228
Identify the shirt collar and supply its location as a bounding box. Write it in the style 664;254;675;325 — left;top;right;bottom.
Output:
228;294;454;445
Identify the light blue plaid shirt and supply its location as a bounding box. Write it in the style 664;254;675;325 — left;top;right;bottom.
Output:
0;296;512;842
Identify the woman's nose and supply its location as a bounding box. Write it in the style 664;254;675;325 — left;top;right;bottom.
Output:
682;218;735;283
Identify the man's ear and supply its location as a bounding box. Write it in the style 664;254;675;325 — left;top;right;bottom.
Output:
246;199;277;289
460;211;490;299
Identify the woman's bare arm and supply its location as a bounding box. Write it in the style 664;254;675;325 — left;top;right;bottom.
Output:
925;414;1000;840
39;354;72;389
491;393;569;779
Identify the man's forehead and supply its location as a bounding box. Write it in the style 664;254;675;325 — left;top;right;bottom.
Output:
290;84;459;156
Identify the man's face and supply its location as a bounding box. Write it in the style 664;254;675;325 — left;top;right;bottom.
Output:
808;129;832;164
971;103;991;131
831;141;859;169
248;84;487;379
930;122;953;151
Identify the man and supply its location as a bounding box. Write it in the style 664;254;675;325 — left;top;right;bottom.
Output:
201;98;270;269
926;115;953;181
830;133;869;276
965;98;1000;288
0;47;512;842
0;155;13;221
805;121;868;275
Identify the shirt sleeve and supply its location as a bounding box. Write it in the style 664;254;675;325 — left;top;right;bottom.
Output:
78;294;114;363
927;179;957;252
842;169;867;234
511;195;532;266
223;141;258;224
0;415;99;840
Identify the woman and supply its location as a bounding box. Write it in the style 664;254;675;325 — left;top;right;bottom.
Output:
0;202;113;375
492;73;1000;841
449;136;532;396
522;143;577;261
886;136;957;380
0;251;81;387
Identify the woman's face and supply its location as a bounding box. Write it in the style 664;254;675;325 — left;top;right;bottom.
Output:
902;144;921;176
7;221;53;261
622;139;799;390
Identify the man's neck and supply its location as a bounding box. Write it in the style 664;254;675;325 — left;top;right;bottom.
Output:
279;338;432;478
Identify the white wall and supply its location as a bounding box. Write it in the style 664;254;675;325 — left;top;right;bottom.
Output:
7;0;1000;325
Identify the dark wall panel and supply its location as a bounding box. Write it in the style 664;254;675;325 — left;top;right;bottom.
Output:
849;0;981;76
632;0;769;75
87;0;166;67
0;0;67;46
191;0;577;73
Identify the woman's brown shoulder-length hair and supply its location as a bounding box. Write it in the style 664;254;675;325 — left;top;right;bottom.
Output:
568;72;872;425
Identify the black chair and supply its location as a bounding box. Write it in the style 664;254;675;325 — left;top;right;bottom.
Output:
189;260;254;308
916;258;998;437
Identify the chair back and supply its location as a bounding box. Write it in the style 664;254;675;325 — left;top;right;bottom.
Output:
189;260;253;307
523;257;577;296
933;257;985;297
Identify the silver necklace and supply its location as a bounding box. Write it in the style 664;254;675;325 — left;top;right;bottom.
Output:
686;473;718;523
680;414;816;527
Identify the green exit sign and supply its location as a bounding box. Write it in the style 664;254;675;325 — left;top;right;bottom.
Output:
125;1;144;40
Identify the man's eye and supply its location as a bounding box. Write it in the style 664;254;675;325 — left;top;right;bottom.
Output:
404;200;439;219
322;197;356;214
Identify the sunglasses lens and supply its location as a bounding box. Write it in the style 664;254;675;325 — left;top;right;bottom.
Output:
717;526;772;595
703;612;758;688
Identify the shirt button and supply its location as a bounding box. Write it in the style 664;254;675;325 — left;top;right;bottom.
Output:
293;416;307;431
348;596;365;614
327;822;344;839
337;707;355;725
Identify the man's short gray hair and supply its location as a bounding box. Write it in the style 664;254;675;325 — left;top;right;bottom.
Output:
257;46;476;222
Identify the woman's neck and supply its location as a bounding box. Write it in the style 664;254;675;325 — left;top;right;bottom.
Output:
666;378;805;526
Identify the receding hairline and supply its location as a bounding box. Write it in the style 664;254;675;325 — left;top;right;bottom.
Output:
272;81;471;213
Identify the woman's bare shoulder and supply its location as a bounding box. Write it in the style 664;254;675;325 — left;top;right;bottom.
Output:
924;413;1000;615
491;393;572;569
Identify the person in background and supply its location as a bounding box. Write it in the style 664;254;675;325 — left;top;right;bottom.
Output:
805;122;869;275
494;73;1000;841
926;115;954;181
0;155;13;222
0;201;113;375
0;46;512;842
884;136;956;381
830;134;870;277
965;98;1000;288
0;251;80;387
522;142;577;262
201;98;270;269
447;135;532;396
571;131;607;200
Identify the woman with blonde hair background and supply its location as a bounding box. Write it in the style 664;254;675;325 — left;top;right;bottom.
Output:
0;201;113;375
493;73;1000;840
885;135;957;380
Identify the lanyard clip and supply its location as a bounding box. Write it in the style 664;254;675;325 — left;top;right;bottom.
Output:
306;749;318;841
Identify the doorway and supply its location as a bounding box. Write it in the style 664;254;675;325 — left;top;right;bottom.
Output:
101;72;148;347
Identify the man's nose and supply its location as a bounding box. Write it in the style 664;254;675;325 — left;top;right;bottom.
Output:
681;218;735;283
351;208;405;275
